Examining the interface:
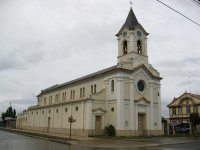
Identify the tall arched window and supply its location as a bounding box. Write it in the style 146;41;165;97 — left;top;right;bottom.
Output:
137;40;142;54
123;40;128;55
111;80;114;92
94;84;96;93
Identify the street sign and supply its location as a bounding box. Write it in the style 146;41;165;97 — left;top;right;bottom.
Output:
68;115;76;139
68;116;76;122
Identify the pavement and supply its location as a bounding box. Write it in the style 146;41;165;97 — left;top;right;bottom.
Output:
1;128;200;148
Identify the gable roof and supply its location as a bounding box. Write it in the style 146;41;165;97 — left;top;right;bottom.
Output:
38;65;131;95
167;92;200;107
38;63;162;96
132;64;162;80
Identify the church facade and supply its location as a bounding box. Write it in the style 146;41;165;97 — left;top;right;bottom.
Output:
17;8;163;137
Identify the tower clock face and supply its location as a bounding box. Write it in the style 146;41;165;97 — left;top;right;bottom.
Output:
137;31;142;37
123;31;127;38
137;80;145;92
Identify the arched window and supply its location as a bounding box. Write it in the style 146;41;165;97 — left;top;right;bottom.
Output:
94;84;96;93
111;80;114;92
137;40;142;54
123;40;128;55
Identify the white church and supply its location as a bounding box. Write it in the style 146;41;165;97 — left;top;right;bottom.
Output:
17;8;163;137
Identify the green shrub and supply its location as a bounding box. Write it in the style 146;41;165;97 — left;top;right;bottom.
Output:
105;124;116;136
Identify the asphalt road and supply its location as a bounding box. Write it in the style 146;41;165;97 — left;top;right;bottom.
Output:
0;130;200;150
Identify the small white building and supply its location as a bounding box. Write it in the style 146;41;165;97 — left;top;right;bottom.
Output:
17;8;163;137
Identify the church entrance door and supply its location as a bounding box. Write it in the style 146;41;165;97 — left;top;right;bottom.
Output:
47;117;51;132
138;114;145;136
95;115;102;135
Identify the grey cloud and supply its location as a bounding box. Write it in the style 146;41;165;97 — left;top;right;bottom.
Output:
158;57;200;69
0;0;200;115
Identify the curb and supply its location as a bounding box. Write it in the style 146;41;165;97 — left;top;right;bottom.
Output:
0;128;73;145
1;128;200;148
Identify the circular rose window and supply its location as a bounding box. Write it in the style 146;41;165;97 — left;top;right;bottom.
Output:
137;80;145;92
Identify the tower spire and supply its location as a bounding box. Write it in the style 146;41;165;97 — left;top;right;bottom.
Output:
116;8;139;36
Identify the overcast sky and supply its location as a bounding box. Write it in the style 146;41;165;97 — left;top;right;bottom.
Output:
0;0;200;117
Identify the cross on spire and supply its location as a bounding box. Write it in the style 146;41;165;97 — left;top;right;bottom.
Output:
130;1;133;8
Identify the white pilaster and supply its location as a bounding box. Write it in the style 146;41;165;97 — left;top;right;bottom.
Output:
116;76;124;130
129;78;135;130
104;78;109;125
86;100;93;129
129;31;135;53
157;85;162;130
149;81;154;130
117;37;121;60
81;101;84;130
135;104;138;130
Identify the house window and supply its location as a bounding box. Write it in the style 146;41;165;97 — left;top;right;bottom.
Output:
56;108;59;113
186;106;190;114
111;80;114;92
178;107;182;114
123;40;128;55
65;108;68;112
172;108;176;115
137;40;142;54
193;106;198;113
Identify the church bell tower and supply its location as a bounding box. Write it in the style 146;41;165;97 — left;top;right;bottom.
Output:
116;8;149;70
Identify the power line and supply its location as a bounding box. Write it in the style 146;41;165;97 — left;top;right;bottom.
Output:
191;0;200;7
156;0;200;28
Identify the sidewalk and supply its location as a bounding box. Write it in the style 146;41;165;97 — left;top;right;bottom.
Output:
1;128;200;148
73;137;200;148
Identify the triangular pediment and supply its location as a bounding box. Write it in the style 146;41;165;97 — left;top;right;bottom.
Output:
92;108;106;113
133;64;162;80
135;97;150;104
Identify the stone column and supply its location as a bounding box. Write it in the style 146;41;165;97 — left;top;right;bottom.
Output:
149;81;154;130
129;78;135;130
116;76;124;130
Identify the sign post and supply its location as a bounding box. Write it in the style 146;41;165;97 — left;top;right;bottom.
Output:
68;115;76;139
